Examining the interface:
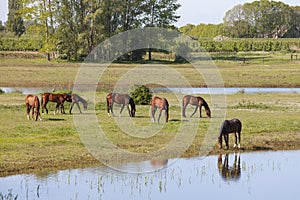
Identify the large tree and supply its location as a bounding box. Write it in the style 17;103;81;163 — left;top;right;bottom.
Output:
223;0;300;38
7;0;25;36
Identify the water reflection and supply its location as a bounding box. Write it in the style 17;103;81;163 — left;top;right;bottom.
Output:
1;150;300;200
218;153;241;182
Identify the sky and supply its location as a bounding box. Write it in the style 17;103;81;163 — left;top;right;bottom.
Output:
0;0;299;27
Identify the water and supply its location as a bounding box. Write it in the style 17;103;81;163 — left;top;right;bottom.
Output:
1;150;299;200
152;87;300;94
1;87;299;95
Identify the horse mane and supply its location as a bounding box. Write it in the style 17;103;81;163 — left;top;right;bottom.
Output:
77;94;87;104
200;97;210;111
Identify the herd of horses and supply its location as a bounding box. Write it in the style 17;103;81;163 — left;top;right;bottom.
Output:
25;92;242;150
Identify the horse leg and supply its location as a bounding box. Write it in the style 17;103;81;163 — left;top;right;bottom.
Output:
125;104;131;117
157;108;163;122
237;131;241;149
61;103;65;114
76;103;82;114
199;105;202;118
165;109;169;123
119;104;125;116
190;106;198;117
34;107;38;121
32;107;35;121
69;102;74;114
54;103;60;115
151;106;157;122
110;103;115;117
182;103;187;118
233;132;237;148
26;104;30;120
43;102;48;114
224;134;229;150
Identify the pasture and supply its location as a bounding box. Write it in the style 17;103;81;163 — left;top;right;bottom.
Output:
0;52;300;89
0;53;300;175
0;91;300;176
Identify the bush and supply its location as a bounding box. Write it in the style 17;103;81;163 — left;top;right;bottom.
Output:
129;85;152;105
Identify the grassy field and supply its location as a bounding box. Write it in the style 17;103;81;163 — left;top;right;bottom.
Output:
0;52;300;89
0;91;299;176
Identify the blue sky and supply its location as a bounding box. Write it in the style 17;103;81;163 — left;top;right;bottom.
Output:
0;0;299;27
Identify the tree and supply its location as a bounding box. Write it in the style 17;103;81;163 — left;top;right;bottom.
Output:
141;0;181;60
0;21;6;32
7;0;25;36
223;0;300;38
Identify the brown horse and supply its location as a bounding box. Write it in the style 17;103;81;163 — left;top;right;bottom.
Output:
182;95;211;118
25;95;42;121
150;96;169;123
106;93;136;117
65;93;88;114
218;118;242;149
41;93;70;115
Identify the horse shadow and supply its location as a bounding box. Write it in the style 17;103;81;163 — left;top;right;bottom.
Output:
217;153;241;182
45;118;66;121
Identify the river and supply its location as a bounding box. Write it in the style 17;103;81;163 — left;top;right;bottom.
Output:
1;150;299;200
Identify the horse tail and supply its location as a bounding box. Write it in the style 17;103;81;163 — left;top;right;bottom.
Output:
41;94;44;113
164;98;169;122
106;93;112;116
129;97;136;117
35;96;40;109
129;97;136;110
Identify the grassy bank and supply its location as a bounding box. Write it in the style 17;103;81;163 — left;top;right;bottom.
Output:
0;92;299;176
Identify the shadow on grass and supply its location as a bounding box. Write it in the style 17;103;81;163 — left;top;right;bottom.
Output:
252;146;273;151
44;118;66;121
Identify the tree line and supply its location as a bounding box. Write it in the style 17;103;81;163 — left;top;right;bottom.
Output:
180;0;300;39
4;0;180;61
2;0;300;60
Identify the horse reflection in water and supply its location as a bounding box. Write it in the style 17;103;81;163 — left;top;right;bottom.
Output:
218;153;241;182
150;159;168;167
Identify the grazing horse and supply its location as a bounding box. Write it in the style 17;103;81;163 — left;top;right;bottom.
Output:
218;118;242;149
65;93;88;114
41;93;69;115
218;153;241;181
106;93;136;117
25;95;42;121
182;95;211;118
150;96;169;123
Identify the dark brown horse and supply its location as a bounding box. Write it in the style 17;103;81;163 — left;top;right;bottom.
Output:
41;93;70;115
25;95;41;121
182;95;211;118
150;96;169;123
65;93;88;114
218;153;241;181
218;118;242;149
106;93;136;117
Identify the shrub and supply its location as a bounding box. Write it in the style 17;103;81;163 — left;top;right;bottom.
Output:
129;85;152;105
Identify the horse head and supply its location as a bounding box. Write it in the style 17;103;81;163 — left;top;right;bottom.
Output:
206;109;211;118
